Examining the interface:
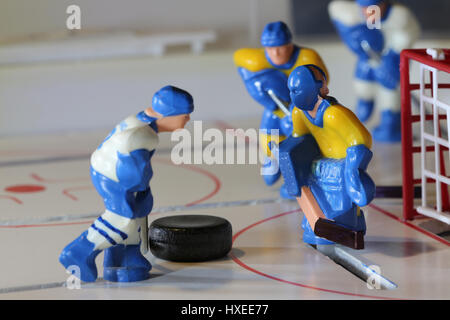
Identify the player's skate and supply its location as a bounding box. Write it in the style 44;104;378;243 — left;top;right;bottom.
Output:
373;110;401;142
59;231;101;282
261;156;281;186
103;244;152;282
356;99;374;123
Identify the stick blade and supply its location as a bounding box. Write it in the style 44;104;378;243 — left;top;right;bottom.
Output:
314;218;364;250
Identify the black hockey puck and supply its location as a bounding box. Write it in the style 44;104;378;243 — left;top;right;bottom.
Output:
149;215;232;262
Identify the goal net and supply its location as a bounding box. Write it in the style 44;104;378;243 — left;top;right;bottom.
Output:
401;48;450;223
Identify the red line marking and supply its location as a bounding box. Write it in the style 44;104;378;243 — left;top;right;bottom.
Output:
231;210;299;243
61;159;221;204
2;220;93;229
62;186;93;201
181;165;221;206
153;158;221;207
213;120;235;132
0;195;23;204
30;173;88;184
214;120;255;144
0;158;222;228
229;209;401;300
5;184;46;193
0;151;86;157
369;203;450;247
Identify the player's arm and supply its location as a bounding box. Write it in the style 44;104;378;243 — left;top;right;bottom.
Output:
386;5;421;56
328;0;373;59
376;5;421;89
324;105;375;206
116;149;152;190
234;48;290;111
115;127;157;190
278;134;321;197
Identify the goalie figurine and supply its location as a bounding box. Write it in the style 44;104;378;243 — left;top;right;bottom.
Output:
278;65;375;249
233;21;329;198
59;85;194;282
328;0;420;142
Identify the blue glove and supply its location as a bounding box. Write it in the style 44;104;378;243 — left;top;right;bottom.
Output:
344;145;375;206
116;149;153;190
238;67;290;111
374;49;400;90
280;112;293;136
279;135;321;197
332;20;384;60
134;188;154;217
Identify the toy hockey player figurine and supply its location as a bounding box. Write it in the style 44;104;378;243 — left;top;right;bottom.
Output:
328;0;420;142
233;21;329;198
278;65;375;249
59;85;194;282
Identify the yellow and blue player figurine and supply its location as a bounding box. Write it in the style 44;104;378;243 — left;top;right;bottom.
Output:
59;86;194;282
233;21;329;198
278;65;375;246
328;0;420;142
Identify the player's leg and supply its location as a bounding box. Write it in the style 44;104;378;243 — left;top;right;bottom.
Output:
373;85;401;142
260;109;282;186
59;210;130;282
59;210;149;282
103;216;152;282
301;158;366;246
354;59;376;122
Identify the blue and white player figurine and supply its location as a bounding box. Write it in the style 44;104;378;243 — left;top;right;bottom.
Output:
234;21;329;198
328;0;420;142
59;85;194;282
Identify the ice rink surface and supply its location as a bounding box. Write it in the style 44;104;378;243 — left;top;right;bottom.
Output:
0;117;449;300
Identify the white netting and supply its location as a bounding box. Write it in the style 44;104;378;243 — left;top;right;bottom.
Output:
416;59;450;224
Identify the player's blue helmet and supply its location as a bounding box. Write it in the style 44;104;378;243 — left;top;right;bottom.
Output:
356;0;383;6
288;65;325;111
261;21;292;47
152;85;194;117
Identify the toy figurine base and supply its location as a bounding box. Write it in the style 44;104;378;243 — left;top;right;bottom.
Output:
103;267;151;282
314;218;364;250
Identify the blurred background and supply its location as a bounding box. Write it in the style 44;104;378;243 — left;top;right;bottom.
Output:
0;0;449;136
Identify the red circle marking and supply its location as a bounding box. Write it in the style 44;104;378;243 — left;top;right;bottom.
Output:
152;158;221;207
0;158;221;229
229;209;402;300
5;184;46;193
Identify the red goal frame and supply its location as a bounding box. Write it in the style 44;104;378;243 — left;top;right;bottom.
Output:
400;48;450;221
